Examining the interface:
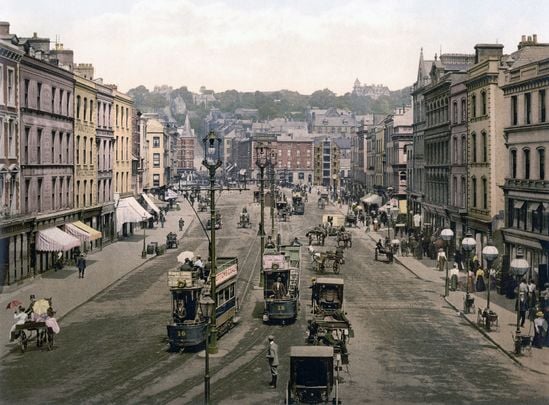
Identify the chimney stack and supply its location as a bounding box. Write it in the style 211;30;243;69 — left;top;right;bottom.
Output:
533;34;538;43
0;21;9;36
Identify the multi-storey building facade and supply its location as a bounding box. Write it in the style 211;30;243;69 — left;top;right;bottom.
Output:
276;133;313;184
112;87;132;198
308;108;356;137
95;80;115;244
314;138;340;189
448;78;469;242
502;49;549;284
144;114;166;189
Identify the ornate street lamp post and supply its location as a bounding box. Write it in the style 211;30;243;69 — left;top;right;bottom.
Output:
441;228;454;297
141;216;147;258
202;131;222;354
199;293;215;404
389;206;400;241
256;142;270;287
482;243;499;331
510;250;529;355
461;232;476;314
269;150;277;239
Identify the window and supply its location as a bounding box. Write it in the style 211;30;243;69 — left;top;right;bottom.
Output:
90;100;94;124
76;95;81;120
52;177;56;209
89;138;93;165
482;132;487;162
153;153;160;167
116;105;119;127
24;127;30;164
472;177;477;207
461;98;466;122
525;93;532;124
37;128;42;164
126;107;129;128
66;92;71;117
481;91;487;116
461;177;466;207
7;68;15;106
24;79;29;108
524;148;530;179
453;176;457;205
83;97;88;121
471;94;477;118
153;137;160;148
482;178;487;209
51;87;56;113
539;148;545;180
153;174;160;187
540;90;546;123
76;136;80;165
511;149;517;178
37;82;42;110
461;135;466;164
8;120;15;158
511;95;518;125
121;106;124;128
51;131;56;163
83;137;87;164
37;178;43;211
0;65;3;104
471;133;477;163
59;89;64;115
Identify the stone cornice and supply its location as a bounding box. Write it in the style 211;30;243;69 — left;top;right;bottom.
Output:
466;74;498;90
501;75;549;95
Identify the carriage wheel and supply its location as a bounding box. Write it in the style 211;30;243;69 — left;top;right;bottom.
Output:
46;330;54;351
19;331;27;353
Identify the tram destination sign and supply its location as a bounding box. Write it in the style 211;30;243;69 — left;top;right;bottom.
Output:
216;263;238;285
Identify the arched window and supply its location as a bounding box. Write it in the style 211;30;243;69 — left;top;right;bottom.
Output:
471;133;477;163
510;149;517;178
461;98;466;122
524;148;531;179
482;177;488;209
76;95;81;120
482;132;487;162
538;148;545;180
481;91;487;115
472;177;477;207
471;94;477;118
461;135;466;164
83;97;88;121
453;101;458;124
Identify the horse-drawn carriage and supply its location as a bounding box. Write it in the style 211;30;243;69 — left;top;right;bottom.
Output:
197;200;208;212
166;232;179;249
11;298;59;353
336;231;352;248
306;227;327;246
286;346;339;405
277;201;291;222
374;241;394;262
344;212;357;228
238;209;251;228
307;278;352;365
322;214;345;236
311;250;344;274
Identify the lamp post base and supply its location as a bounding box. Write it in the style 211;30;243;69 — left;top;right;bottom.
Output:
141;250;147;259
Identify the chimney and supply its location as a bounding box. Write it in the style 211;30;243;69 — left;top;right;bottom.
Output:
522;35;526;42
474;43;504;63
533;34;538;43
0;21;9;36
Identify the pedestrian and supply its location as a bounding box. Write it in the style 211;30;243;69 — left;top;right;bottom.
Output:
528;279;537;309
9;306;28;341
516;292;528;327
77;254;87;278
437;248;447;272
160;214;165;228
266;335;279;388
475;267;486;292
449;263;459;291
519;278;528;295
179;218;185;232
533;311;548;349
454;249;463;271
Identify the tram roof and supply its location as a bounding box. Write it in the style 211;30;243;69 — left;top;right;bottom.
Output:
314;277;344;285
290;346;334;358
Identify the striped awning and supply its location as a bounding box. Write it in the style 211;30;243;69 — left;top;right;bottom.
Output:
65;223;91;243
36;227;81;252
72;221;102;241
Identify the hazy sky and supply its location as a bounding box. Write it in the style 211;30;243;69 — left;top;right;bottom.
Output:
2;0;547;94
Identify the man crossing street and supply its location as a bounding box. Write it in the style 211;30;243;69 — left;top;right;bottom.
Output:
266;335;279;388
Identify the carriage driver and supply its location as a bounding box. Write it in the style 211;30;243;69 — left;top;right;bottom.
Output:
272;277;287;298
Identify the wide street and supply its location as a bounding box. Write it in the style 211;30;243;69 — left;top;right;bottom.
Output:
0;189;547;405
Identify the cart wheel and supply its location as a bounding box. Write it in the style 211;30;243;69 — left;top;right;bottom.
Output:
19;331;27;353
47;331;54;351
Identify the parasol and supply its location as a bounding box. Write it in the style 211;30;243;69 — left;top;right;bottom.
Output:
33;298;51;315
177;251;195;263
6;299;23;310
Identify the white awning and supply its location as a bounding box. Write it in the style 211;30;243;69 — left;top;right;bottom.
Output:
65;223;91;243
147;193;168;206
165;189;178;200
36;227;81;252
141;193;160;215
362;194;382;205
117;197;152;232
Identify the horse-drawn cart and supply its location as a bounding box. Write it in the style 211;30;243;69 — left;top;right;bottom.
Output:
238;209;251;228
15;321;55;353
166;232;179;249
336;231;352;248
311;250;343;274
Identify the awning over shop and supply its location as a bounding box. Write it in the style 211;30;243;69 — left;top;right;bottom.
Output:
36;227;81;252
72;221;102;241
362;194;382;206
117;197;153;232
141;193;160;215
165;189;178;200
147;193;168;206
65;223;91;243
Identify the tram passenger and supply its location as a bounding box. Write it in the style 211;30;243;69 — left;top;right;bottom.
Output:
272;277;287;298
291;237;302;247
9;306;28;342
174;301;187;323
266;236;276;249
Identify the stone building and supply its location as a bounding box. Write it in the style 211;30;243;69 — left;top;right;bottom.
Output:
308;108;356;137
143;114;168;189
275;133;313;185
501;40;549;284
313;137;340;189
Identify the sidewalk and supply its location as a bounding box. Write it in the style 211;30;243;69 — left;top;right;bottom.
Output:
365;228;549;374
0;197;196;359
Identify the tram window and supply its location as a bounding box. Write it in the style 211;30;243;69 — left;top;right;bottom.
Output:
217;291;224;306
224;289;230;301
229;285;235;298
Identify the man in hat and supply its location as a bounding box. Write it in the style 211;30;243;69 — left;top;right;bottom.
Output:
272;277;286;299
533;311;548;348
77;254;87;278
266;335;279;388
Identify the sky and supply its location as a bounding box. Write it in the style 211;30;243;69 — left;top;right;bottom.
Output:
2;0;548;95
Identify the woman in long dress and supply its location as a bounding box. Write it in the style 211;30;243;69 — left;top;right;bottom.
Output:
475;268;486;292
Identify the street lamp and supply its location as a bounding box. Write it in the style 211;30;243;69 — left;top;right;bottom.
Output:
141;216;147;258
389;206;400;241
510;249;529;355
461;232;476;314
202;131;222;354
199;293;215;404
441;228;454;297
256;142;270;287
269;150;277;239
482;242;498;331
